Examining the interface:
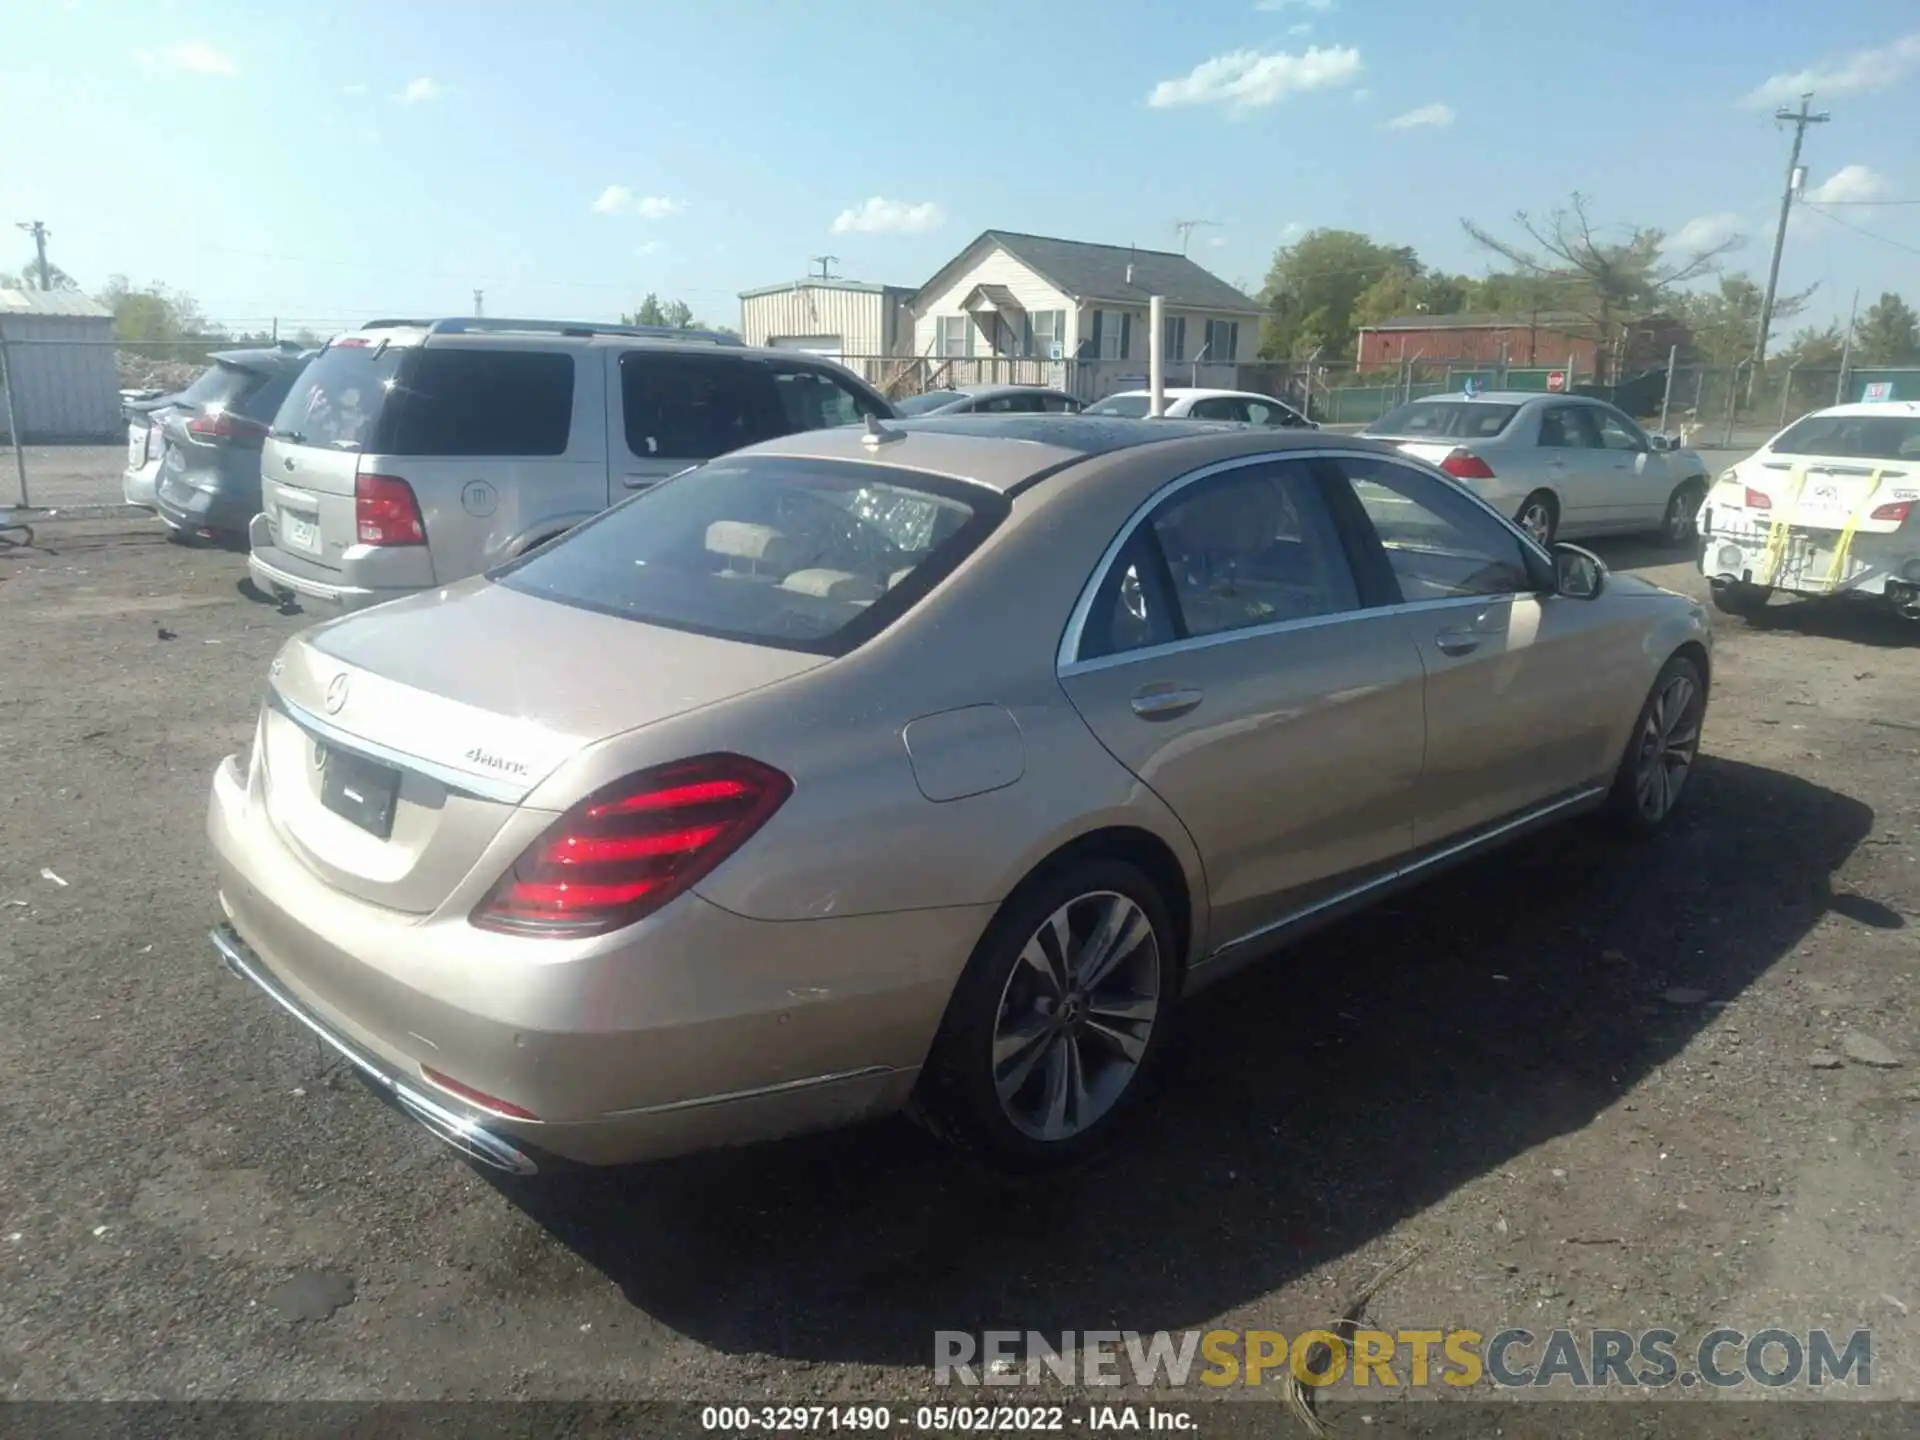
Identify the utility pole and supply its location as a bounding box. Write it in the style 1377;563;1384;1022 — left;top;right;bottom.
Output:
1173;219;1219;256
1753;93;1830;373
808;255;839;281
14;221;50;290
473;289;484;318
1835;288;1859;406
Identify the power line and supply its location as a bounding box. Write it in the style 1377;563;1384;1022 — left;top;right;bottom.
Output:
1802;203;1920;258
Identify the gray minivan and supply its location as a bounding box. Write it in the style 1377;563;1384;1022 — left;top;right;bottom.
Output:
246;317;895;613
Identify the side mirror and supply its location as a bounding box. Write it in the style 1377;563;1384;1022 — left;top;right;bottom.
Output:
1553;543;1607;600
1650;434;1677;452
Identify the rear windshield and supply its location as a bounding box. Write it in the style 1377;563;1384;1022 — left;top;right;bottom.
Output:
493;457;1006;655
1086;394;1151;417
179;360;270;414
1368;401;1519;440
1771;413;1920;462
272;342;575;456
896;390;966;415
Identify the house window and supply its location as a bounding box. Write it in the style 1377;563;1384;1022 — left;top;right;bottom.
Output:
1204;320;1240;363
1101;310;1131;361
1116;311;1131;361
1026;309;1066;359
1163;315;1187;363
937;315;971;357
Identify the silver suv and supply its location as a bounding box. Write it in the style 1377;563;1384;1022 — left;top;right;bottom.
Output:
246;317;894;613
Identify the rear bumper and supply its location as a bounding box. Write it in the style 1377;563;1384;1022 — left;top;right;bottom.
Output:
123;462;160;511
156;474;256;536
1699;517;1920;599
210;922;541;1175
246;516;412;613
206;749;974;1168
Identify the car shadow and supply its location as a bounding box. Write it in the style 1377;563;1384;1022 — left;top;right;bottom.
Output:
1730;597;1920;648
489;756;1875;1365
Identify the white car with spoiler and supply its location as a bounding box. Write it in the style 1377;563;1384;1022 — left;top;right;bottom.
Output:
1699;401;1920;621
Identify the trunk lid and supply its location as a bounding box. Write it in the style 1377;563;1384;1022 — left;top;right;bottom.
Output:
259;579;826;912
1740;456;1918;534
1391;441;1462;468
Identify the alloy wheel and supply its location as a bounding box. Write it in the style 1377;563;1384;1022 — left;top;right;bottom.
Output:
1664;488;1699;544
990;891;1161;1142
1635;672;1702;823
1518;500;1554;544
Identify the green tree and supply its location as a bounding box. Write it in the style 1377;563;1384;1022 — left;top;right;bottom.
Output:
1;261;79;291
621;293;733;333
96;275;224;364
1463;193;1738;381
626;292;669;326
1851;292;1920;366
1678;274;1813;368
1258;229;1420;360
1352;266;1473;331
1776;323;1847;370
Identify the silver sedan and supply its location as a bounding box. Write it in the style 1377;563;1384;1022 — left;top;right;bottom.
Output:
1365;392;1713;547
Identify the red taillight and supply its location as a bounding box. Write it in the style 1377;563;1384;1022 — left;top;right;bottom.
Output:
186;409;268;440
355;472;426;545
472;754;793;937
1440;448;1496;480
1744;487;1772;510
419;1066;538;1120
1871;501;1913;523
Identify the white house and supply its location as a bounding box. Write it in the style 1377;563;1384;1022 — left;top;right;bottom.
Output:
738;278;916;366
909;230;1263;397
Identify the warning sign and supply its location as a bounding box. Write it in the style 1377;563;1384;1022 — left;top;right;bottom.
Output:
1546;370;1568;393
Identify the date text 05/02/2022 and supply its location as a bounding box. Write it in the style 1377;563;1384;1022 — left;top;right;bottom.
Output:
699;1403;1199;1432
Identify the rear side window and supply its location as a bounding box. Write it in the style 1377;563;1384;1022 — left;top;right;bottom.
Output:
621;353;773;461
1086;394;1151;418
234;363;306;422
1368;401;1518;440
179;361;261;410
385;348;574;457
494;457;1005;655
768;365;883;431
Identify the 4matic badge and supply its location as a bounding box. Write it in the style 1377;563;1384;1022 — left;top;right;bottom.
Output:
465;747;529;778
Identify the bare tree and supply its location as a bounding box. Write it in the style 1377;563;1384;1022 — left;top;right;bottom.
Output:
1463;193;1741;381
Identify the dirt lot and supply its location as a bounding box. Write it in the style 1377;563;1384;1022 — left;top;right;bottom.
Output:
1;512;1916;1424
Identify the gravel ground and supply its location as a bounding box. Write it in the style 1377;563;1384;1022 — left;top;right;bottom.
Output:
1;512;1916;1421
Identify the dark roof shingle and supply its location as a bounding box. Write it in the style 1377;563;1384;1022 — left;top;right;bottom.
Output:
966;231;1262;314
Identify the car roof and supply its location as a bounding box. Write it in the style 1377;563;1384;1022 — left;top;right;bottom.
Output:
1793;400;1920;420
1406;390;1551;405
324;317;760;354
954;383;1076;399
727;414;1388;494
1099;387;1289;403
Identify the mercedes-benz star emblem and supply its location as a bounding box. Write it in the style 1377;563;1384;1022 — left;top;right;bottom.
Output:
324;674;350;714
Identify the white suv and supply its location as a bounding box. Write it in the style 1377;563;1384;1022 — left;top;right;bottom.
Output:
247;318;895;614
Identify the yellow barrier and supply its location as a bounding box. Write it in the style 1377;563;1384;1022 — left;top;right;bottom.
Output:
1756;464;1806;588
1818;467;1887;593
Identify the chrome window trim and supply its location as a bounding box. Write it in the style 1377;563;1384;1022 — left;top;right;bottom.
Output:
269;688;535;805
1055;447;1554;676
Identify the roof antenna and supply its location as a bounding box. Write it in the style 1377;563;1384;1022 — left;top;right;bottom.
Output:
1126;245;1136;286
861;411;904;448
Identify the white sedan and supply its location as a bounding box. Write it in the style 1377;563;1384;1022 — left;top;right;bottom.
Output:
1698;400;1920;620
1085;387;1315;429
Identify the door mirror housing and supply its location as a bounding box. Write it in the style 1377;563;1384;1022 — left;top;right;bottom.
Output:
1553;543;1607;600
1649;433;1678;452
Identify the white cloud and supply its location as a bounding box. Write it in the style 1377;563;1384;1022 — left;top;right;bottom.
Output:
1805;163;1888;204
831;197;946;235
139;40;237;75
635;240;666;258
1351;87;1371;103
394;76;442;104
1743;32;1920;106
342;82;369;96
1384;101;1454;130
1207;235;1230;249
1148;45;1362;115
1255;0;1333;10
1280;221;1304;241
1671;212;1746;251
1288;21;1313;36
591;186;688;219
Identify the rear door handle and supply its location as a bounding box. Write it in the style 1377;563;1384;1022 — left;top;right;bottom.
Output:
1434;628;1481;657
1130;686;1203;719
622;474;659;491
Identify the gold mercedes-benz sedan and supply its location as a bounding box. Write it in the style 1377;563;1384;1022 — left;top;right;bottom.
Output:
208;416;1712;1175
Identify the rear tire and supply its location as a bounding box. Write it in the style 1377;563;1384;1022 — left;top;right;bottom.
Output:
1709;579;1772;618
911;857;1178;1171
1515;491;1559;546
1607;653;1707;835
1661;480;1705;547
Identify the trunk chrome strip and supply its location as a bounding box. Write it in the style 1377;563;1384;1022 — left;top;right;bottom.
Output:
269;687;537;805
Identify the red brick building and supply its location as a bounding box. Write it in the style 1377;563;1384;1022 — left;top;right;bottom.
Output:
1355;312;1690;376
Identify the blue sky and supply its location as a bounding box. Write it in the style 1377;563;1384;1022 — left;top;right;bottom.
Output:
4;0;1918;339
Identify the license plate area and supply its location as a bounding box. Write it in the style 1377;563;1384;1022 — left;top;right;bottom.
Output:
320;746;400;839
282;510;321;555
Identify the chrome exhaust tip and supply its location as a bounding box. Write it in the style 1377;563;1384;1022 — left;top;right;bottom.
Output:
394;1090;539;1176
